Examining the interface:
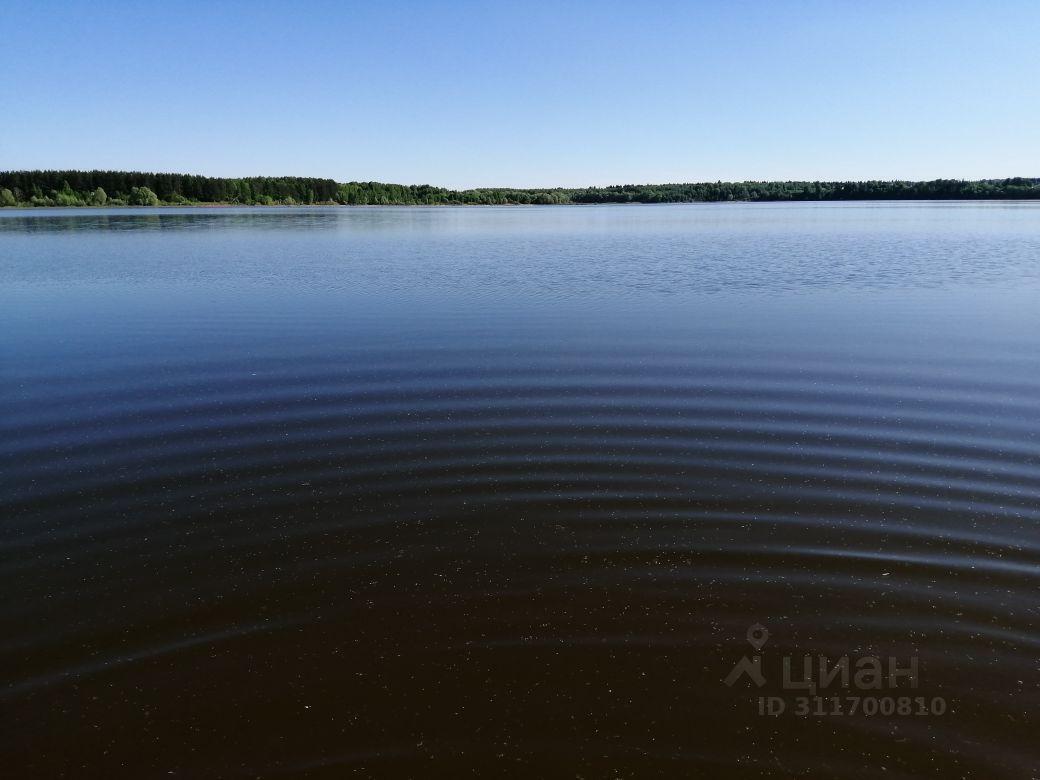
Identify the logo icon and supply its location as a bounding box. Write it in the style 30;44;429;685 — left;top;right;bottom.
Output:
724;624;769;687
747;623;769;650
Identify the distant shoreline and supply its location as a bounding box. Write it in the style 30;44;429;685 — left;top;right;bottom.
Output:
2;170;1039;208
5;199;1040;211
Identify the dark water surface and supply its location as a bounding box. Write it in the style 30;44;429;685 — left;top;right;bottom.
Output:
2;204;1039;778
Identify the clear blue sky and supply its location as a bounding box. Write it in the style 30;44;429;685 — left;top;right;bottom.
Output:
2;0;1037;189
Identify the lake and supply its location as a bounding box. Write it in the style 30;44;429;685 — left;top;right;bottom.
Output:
2;203;1039;777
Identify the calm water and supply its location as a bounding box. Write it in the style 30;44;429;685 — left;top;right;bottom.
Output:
2;204;1039;778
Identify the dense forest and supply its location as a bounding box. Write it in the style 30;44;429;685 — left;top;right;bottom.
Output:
2;170;1039;207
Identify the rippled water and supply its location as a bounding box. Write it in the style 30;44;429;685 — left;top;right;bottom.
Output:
2;204;1039;778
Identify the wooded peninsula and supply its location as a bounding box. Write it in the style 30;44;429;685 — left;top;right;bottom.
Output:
2;170;1039;207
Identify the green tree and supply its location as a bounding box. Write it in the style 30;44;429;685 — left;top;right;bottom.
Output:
0;188;16;206
89;187;108;206
54;181;83;206
128;186;160;206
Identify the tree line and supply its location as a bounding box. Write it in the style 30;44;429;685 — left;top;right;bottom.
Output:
2;170;1039;207
0;171;339;207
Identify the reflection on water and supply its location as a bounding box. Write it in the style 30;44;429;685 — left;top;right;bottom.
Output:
1;204;1039;778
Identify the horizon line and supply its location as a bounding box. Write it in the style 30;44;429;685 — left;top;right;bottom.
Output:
3;169;1040;191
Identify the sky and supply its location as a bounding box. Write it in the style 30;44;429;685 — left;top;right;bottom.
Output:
2;0;1038;189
